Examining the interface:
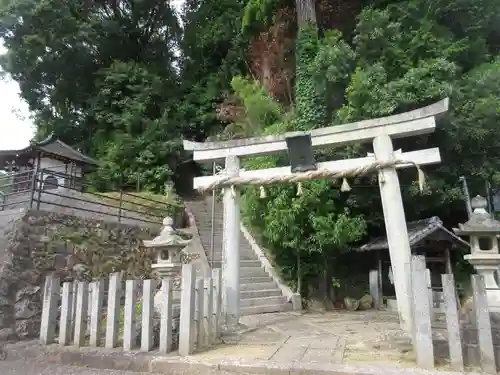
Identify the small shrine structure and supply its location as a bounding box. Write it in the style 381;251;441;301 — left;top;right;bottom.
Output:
357;216;469;308
0;133;98;191
454;195;500;311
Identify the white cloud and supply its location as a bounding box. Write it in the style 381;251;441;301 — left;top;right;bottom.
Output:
0;44;35;151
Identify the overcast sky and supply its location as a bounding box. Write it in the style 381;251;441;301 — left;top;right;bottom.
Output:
0;0;185;151
0;43;35;150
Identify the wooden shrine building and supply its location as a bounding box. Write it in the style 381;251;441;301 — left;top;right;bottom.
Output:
0;134;98;191
357;216;470;299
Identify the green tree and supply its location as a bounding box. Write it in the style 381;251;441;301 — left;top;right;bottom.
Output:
3;0;500;300
179;0;248;141
334;2;500;225
88;61;182;191
231;0;500;302
237;0;369;303
0;0;183;191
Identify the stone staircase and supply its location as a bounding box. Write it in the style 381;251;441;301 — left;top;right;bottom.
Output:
184;197;294;315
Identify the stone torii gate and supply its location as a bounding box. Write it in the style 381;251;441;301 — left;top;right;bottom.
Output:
184;98;449;333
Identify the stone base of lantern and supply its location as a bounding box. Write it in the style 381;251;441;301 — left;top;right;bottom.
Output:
485;289;500;312
152;263;182;311
465;253;500;312
152;263;181;278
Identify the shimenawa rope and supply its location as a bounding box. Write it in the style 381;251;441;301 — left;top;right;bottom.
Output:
199;159;426;196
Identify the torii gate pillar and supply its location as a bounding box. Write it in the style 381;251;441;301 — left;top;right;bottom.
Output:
222;155;241;331
373;135;413;332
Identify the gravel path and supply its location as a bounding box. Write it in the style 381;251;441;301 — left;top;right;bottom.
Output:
0;360;159;375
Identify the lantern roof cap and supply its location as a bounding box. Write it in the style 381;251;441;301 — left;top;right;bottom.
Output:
453;195;500;235
143;217;192;248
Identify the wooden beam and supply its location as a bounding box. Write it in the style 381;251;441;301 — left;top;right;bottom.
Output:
184;99;449;162
377;250;383;303
193;148;441;190
445;248;453;274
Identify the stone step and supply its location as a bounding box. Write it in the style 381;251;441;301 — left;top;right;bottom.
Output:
239;260;262;267
241;296;287;308
210;260;262;268
240;281;277;291
240;267;268;277
208;253;258;262
208;258;258;265
240;276;274;283
241;303;292;316
207;247;254;252
241;289;282;299
207;245;256;256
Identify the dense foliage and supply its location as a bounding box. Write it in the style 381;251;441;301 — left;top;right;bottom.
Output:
1;0;499;300
234;0;500;299
0;0;246;190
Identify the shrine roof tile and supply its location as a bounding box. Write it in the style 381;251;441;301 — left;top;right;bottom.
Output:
0;133;98;166
357;216;470;252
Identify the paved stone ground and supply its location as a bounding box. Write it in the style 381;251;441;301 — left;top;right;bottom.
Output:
191;310;418;368
3;310;478;374
0;360;159;375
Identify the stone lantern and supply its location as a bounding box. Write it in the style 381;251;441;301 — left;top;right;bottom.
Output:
454;195;500;311
144;217;191;278
144;217;192;309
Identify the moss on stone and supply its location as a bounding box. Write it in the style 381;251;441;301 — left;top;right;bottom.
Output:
0;209;163;340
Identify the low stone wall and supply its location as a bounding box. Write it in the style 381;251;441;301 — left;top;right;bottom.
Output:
0;209;160;341
433;327;500;369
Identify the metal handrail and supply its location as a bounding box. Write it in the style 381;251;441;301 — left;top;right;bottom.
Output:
33;173;175;224
0;188;32;197
34;198;161;225
0;166;178;224
122;190;183;207
0;164;68;179
0;181;30;190
36;187;165;220
1;198;31;209
0;169;33;179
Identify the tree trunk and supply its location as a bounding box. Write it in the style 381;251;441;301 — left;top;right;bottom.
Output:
295;0;316;26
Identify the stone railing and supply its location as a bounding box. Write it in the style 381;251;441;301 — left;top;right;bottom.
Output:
39;264;222;356
403;255;500;373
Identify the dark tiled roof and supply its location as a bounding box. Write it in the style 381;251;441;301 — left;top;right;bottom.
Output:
357;216;470;252
0;134;98;166
37;138;98;165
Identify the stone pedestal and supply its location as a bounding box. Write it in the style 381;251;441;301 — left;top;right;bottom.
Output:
152;265;181;310
454;195;500;312
465;254;500;311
